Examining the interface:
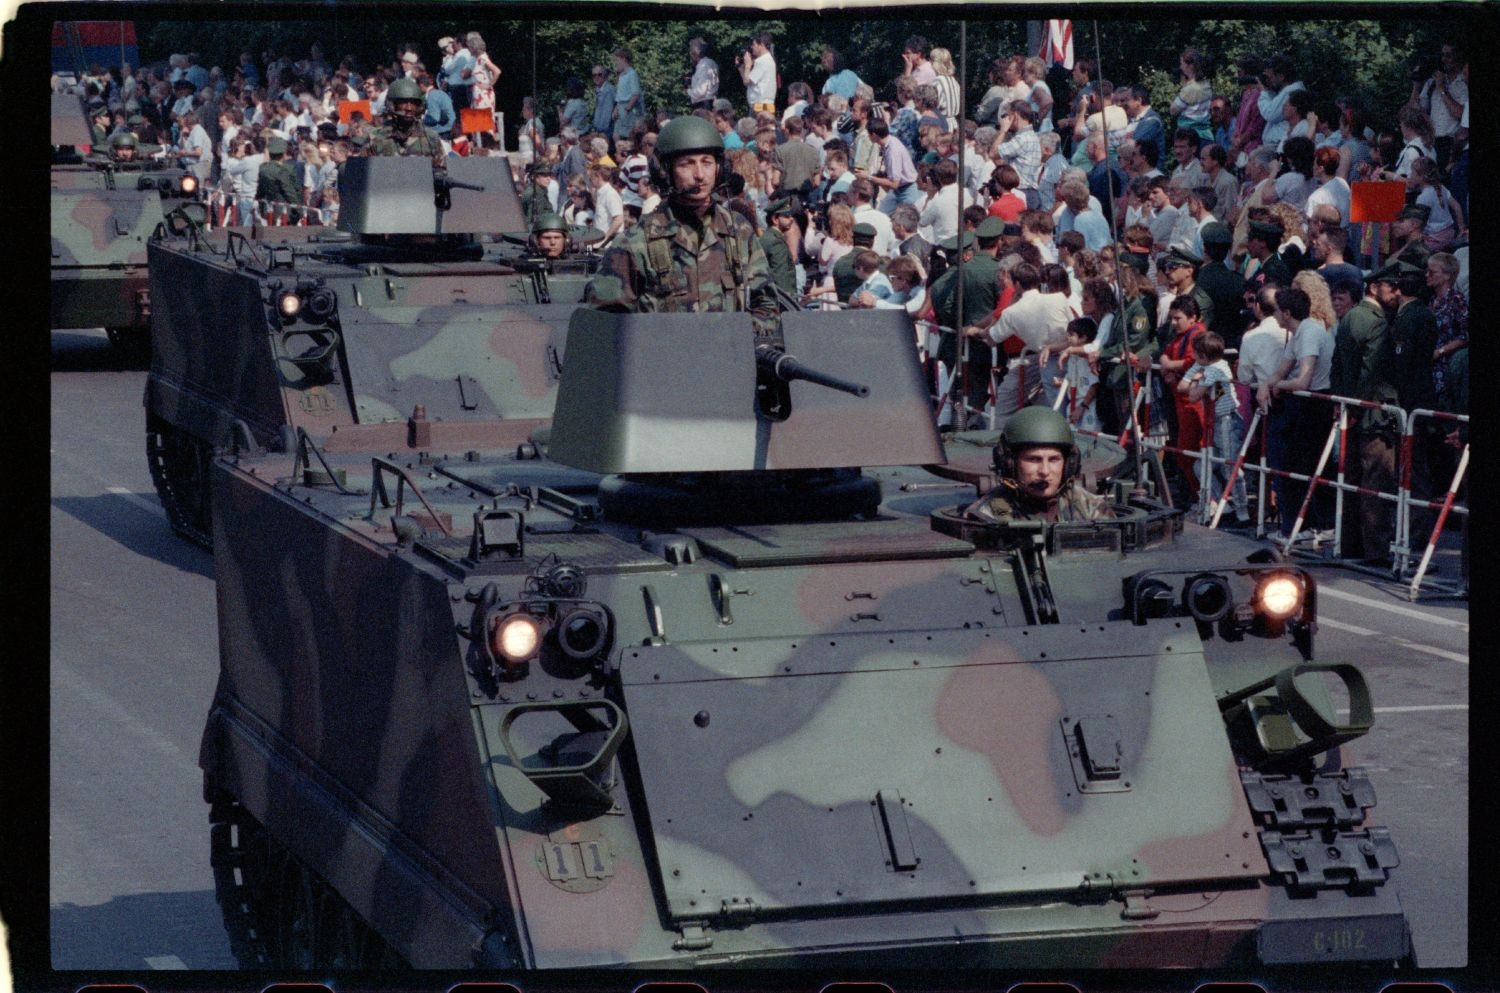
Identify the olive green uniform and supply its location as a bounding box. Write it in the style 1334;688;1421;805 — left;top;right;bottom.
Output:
1099;294;1160;434
760;228;796;296
965;479;1116;523
367;122;447;172
831;251;865;303
520;181;552;224
255;160;302;220
931;253;1000;413
1331;297;1400;558
585;202;776;335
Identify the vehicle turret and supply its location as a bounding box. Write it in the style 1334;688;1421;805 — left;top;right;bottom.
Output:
143;152;595;547
336;155;526;240
548;309;943;524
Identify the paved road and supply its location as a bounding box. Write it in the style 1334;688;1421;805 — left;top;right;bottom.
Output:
48;329;1468;971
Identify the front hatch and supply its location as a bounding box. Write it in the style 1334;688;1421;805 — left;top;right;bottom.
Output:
620;622;1267;920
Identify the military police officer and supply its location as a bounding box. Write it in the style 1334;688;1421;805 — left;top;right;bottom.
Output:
584;114;775;334
761;196;798;296
255;135;302;223
965;406;1115;522
368;77;447;172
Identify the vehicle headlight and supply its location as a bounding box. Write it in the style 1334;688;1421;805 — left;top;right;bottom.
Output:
277;291;302;320
493;613;543;664
1182;572;1234;623
179;174;198;195
1255;574;1303;620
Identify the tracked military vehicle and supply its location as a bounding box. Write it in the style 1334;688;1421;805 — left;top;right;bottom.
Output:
146;155;599;547
200;307;1409;971
51;90;202;354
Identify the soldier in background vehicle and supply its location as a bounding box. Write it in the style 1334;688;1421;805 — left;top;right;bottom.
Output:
585;114;774;333
965;406;1115;522
368;77;446;172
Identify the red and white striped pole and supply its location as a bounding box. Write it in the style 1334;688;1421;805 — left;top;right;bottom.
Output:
1407;443;1469;601
1281;411;1343;554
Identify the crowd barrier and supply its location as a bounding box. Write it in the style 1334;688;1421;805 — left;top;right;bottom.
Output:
202;187;336;228
958;350;1467;601
1149;383;1466;600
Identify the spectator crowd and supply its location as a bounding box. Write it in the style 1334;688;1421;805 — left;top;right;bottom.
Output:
60;28;1470;561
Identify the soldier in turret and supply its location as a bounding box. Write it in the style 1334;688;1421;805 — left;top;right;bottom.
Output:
367;77;447;173
529;212;571;261
87;130;148;168
585;114;775;334
965;406;1115;523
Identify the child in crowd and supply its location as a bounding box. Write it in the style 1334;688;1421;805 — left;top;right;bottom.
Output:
850;250;895;305
1183;331;1251;523
1058;317;1101;432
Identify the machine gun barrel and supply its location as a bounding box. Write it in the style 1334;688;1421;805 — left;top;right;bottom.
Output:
437;176;486;193
756;345;870;398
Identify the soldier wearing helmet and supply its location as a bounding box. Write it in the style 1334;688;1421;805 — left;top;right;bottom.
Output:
367;76;446;172
530;212;571;261
109;130;139;164
585;114;775;334
964;406;1115;522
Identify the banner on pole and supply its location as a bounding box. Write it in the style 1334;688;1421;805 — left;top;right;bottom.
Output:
1349;181;1407;224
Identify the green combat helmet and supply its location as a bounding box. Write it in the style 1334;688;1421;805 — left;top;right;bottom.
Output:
651;115;724;198
384;77;424;125
531;211;568;235
654;114;724;159
110;131;138;150
995;405;1081;483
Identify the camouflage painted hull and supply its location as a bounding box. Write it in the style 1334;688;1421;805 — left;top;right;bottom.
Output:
200;312;1409;970
51;182;161;333
144;221;594;546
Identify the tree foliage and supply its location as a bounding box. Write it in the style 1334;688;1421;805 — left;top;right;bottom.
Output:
138;12;1469;140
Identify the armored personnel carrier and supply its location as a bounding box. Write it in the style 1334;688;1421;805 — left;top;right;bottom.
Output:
51;90;202;354
200;307;1409;970
145;155;598;547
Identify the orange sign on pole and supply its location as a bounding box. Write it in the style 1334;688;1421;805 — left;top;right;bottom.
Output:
1349;181;1407;224
337;100;372;125
460;107;495;135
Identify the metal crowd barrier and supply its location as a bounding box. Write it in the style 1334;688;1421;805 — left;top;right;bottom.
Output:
203;188;337;228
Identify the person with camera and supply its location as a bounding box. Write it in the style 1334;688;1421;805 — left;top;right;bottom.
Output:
1256;55;1305;152
1409;43;1467;174
738;32;778;116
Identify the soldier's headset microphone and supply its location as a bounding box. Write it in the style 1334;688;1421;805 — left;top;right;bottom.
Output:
649;151;729;204
993;438;1082;488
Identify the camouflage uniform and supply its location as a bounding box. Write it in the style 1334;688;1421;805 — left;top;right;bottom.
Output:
585;203;776;335
367;122;447;173
965;478;1116;523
